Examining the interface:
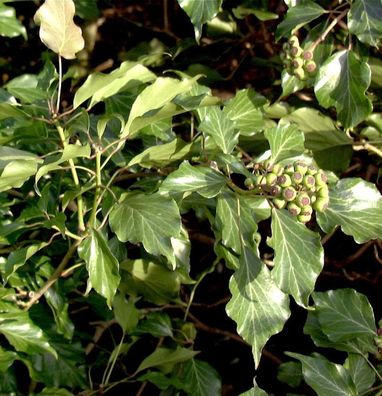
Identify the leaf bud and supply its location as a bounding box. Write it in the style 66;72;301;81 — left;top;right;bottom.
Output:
303;175;315;188
293;67;306;80
295;192;311;207
313;197;329;212
315;170;328;186
302;50;313;60
287;202;301;216
317;185;329;198
283;186;297;202
305;60;317;74
297;213;312;223
273;198;286;209
266;172;278;186
277;174;292;187
294;162;308;175
292;171;303;184
291;58;304;69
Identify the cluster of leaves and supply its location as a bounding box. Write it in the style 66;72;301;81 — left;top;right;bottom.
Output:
0;0;382;395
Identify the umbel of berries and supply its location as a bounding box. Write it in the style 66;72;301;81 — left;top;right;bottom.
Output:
281;35;317;80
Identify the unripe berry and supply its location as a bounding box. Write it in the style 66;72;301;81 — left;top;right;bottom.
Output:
254;174;267;186
305;60;317;74
301;205;313;216
297;213;312;223
293;67;306;80
313;197;329;212
244;178;255;189
302;50;313;60
295;192;311;207
310;195;317;204
284;163;294;174
262;160;272;171
283;186;297;201
277;174;292;187
266;173;278;186
378;328;382;336
287;202;301;216
282;42;290;52
291;58;304;69
270;185;282;196
295;162;308;175
289;35;299;46
273;198;286;209
315;170;328;186
307;164;318;175
272;164;284;176
317;185;329;198
303;175;315;188
290;46;302;57
292;171;303;184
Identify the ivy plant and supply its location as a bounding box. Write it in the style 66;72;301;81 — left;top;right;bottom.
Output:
0;0;382;394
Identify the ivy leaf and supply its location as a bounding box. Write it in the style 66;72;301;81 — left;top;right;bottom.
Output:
277;361;303;388
78;229;120;308
181;359;222;396
223;89;266;134
73;62;155;109
317;178;382;243
159;161;226;198
264;123;305;164
136;312;173;338
112;294;139;333
177;0;222;42
225;246;290;368
34;0;85;59
199;106;238;154
0;3;27;39
0;311;57;357
344;354;376;394
109;192;181;265
215;191;259;254
348;0;382;47
0;346;17;372
286;353;358;396
313;289;377;342
35;388;74;396
315;50;372;128
276;0;325;40
271;209;324;308
136;347;198;374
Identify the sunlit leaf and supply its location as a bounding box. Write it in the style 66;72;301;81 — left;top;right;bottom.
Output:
0;3;27;39
315;50;372;128
0;346;17;372
344;354;376;394
34;0;85;59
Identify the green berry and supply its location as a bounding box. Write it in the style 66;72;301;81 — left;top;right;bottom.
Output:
244;178;255;189
297;213;312;223
295;192;311;207
284;163;294;174
302;50;313;60
302;205;313;216
317;184;329;198
277;174;292;187
262;159;272;171
273;198;286;209
292;171;303;184
282;42;290;52
289;35;299;46
254;174;267;186
270;185;282;196
315;171;328;186
287;202;301;216
283;186;297;201
313;197;329;212
307;164;318;175
295;162;308;175
291;58;304;69
272;164;284;176
293;67;306;80
266;173;278;185
305;60;317;74
303;175;315;188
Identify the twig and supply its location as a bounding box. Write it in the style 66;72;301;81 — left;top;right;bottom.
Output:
24;240;82;310
85;319;117;355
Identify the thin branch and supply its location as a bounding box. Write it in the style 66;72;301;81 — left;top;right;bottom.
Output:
55;55;63;115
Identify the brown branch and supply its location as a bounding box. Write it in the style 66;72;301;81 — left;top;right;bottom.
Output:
85;319;117;355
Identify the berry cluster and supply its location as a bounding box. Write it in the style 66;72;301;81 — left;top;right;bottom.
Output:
245;160;329;223
280;35;316;80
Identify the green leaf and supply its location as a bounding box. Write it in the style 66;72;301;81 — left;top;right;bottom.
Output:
0;160;39;193
73;62;155;109
120;259;181;305
113;293;139;333
35;144;91;194
313;289;376;342
199;106;238;154
128;138;196;168
78;228;120;308
271;209;324;307
317;178;382;243
0;346;17;372
315;50;372;128
277;361;303;388
215;191;258;254
0;311;57;357
225;246;290;368
344;354;376;393
138;371;187;391
74;0;100;20
281;69;306;97
223;88;266;134
264;123;305;164
136;312;173;338
4;241;51;283
137;347;198;374
35;388;74;396
159;161;226;198
181;359;222;396
287;353;357;396
0;367;17;394
281;108;352;172
5;74;47;103
0;3;27;39
34;0;85;59
276;1;325;40
348;0;382;47
177;0;222;42
110;193;181;265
